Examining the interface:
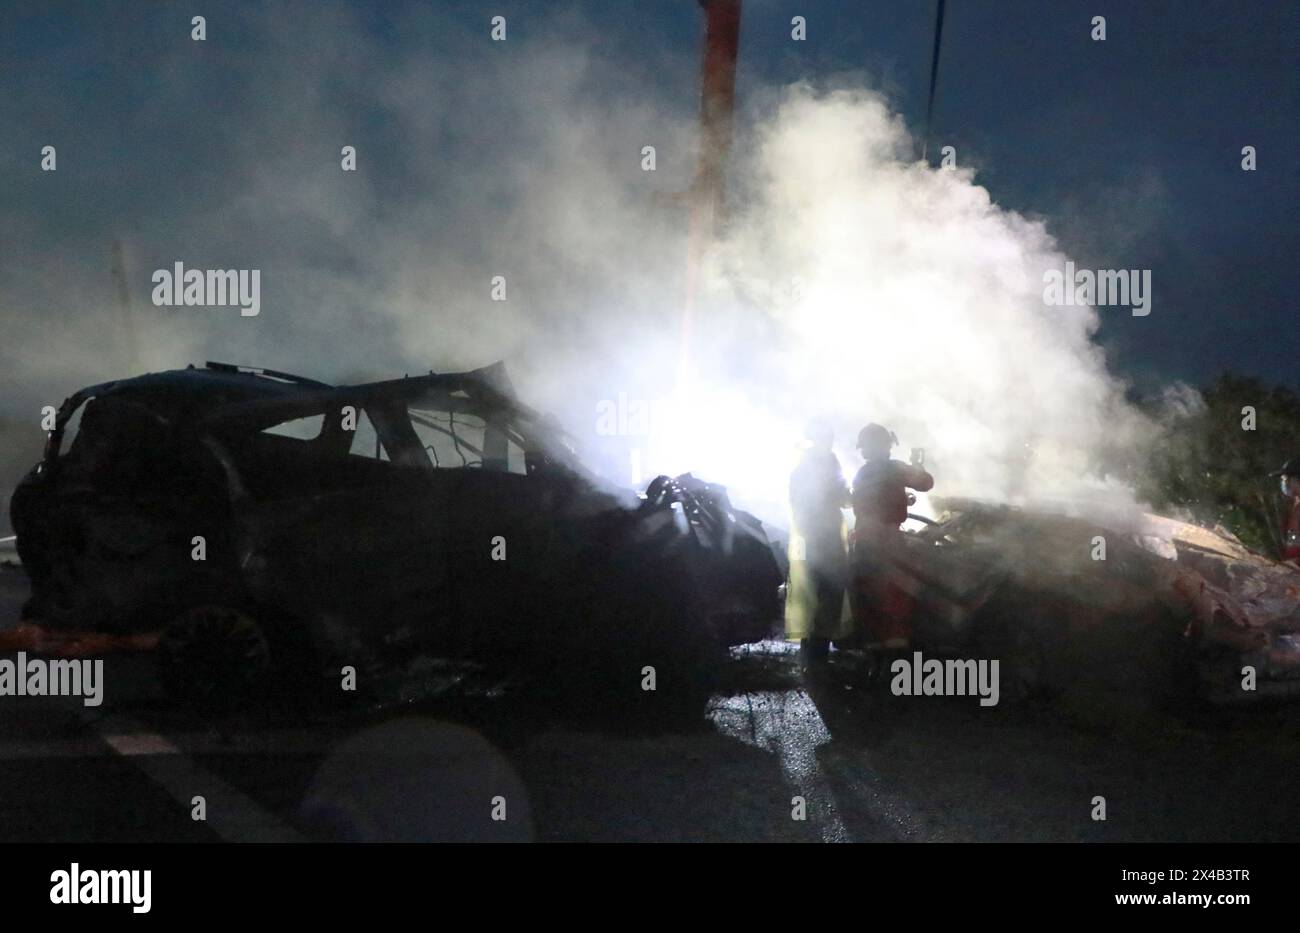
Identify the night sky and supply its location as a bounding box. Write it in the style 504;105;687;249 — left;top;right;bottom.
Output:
3;0;1297;395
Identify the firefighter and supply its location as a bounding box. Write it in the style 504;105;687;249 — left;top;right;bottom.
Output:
1270;457;1300;566
849;424;934;645
785;420;852;662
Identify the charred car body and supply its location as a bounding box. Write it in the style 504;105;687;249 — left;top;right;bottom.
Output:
862;497;1300;705
10;362;781;703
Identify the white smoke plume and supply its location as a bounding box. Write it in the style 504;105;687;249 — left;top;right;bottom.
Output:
665;84;1155;521
0;6;1154;526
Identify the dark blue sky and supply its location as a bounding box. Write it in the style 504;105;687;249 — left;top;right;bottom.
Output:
3;0;1298;393
735;0;1299;392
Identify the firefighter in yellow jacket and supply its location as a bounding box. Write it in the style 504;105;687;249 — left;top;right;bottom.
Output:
785;420;853;661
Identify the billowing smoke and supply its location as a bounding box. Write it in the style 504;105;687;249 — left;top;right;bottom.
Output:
1;5;1152;526
655;84;1155;521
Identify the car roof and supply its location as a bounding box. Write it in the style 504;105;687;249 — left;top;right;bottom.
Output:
64;363;330;417
67;360;536;425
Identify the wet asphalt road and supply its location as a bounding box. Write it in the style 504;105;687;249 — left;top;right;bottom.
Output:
1;562;1299;843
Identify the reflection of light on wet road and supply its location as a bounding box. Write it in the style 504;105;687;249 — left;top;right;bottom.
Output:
709;641;933;843
709;688;851;842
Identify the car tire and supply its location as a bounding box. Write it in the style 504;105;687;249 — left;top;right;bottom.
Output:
157;604;272;707
1001;619;1053;702
974;593;1067;705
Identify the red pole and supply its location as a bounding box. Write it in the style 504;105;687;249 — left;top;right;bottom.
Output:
695;0;741;227
679;0;742;388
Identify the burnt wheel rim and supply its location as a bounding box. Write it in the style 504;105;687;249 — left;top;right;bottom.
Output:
159;605;271;703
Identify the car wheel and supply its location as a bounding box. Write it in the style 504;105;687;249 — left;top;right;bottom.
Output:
1191;645;1242;706
1002;620;1051;702
157;604;272;706
972;587;1071;706
975;617;1053;705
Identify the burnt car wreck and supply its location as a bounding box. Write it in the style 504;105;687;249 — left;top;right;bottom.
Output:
9;362;782;706
865;498;1300;705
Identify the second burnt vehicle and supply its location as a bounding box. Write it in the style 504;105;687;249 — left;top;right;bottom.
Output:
10;362;781;704
855;497;1300;706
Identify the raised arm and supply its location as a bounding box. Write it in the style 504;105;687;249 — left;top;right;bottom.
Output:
902;463;934;492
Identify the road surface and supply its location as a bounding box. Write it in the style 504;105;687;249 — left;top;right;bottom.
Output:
1;562;1297;843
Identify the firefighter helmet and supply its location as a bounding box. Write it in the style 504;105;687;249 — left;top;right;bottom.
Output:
856;423;896;454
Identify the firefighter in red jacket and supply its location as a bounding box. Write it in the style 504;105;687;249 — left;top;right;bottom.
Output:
850;424;934;644
1271;457;1300;566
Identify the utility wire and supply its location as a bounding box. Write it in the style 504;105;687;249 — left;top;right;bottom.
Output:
922;0;946;163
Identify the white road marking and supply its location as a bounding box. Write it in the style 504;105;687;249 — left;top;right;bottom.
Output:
0;726;332;759
0;577;304;840
82;712;307;843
